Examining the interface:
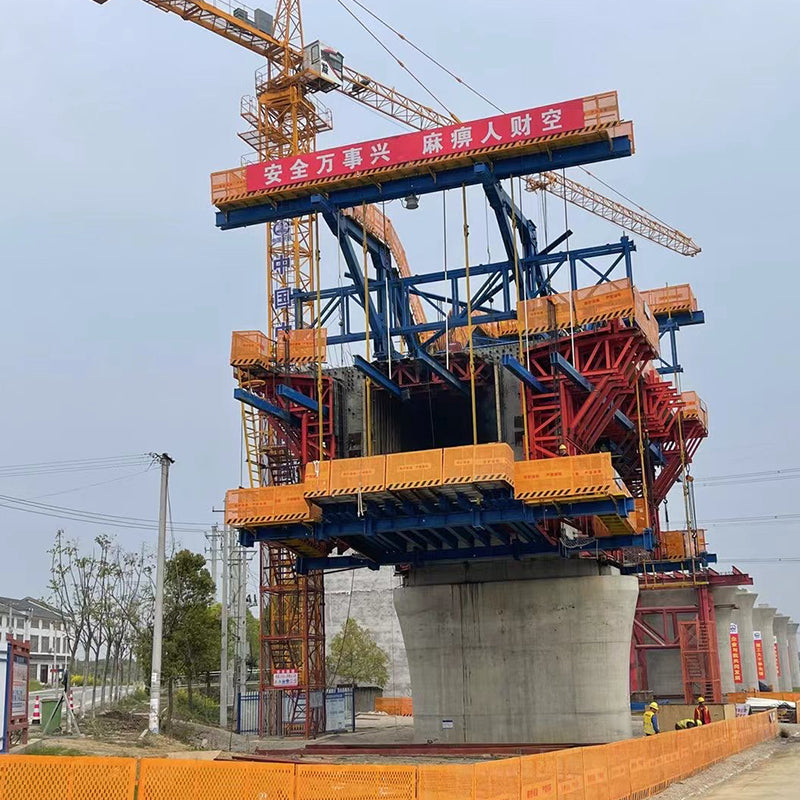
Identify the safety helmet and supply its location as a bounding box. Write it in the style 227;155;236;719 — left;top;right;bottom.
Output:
649;702;659;710
557;443;568;454
698;696;705;703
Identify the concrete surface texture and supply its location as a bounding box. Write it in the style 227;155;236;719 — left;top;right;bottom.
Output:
771;614;791;692
681;741;800;799
637;588;696;697
394;558;638;744
732;590;759;689
325;566;411;696
786;622;800;690
752;605;777;691
711;587;739;696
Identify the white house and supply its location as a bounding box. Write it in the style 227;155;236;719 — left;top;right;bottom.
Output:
0;596;70;684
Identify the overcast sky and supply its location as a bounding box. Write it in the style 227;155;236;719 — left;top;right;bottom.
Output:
2;1;799;620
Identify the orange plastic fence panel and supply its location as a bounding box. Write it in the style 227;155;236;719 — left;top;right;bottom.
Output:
580;746;609;800
304;460;332;498
139;759;295;800
296;764;416;800
474;757;520;800
211;167;248;206
329;456;387;496
0;756;136;800
675;726;696;780
442;443;515;487
626;737;654;799
520;751;558;800
556;748;585;800
640;285;697;316
386;449;443;490
374;697;413;716
582;91;620;127
277;328;328;364
600;742;631;800
225;485;320;525
573;279;634;324
657;731;682;786
418;763;474;800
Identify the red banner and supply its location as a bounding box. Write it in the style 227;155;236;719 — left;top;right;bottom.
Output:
774;637;782;678
246;98;587;193
754;631;766;680
729;622;743;684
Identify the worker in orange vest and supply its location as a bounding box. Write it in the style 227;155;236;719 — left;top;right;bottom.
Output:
694;696;712;725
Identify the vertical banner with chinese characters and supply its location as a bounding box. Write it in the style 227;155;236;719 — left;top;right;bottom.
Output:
754;631;766;680
246;98;592;193
729;622;743;685
774;637;782;678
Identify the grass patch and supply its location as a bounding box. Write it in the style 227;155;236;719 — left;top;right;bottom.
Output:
24;742;91;757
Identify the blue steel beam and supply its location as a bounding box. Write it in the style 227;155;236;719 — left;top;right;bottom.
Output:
275;383;328;417
216;136;634;229
234;387;295;425
415;349;467;394
501;354;548;393
296;533;654;571
353;355;409;400
243;496;634;542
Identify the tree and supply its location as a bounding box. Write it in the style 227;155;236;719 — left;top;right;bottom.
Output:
138;549;218;728
327;619;389;687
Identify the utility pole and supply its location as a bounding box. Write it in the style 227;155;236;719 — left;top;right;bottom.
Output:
219;524;230;728
148;452;173;735
238;544;248;694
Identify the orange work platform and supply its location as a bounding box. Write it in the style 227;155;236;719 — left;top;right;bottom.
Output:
641;284;698;316
680;391;709;432
225;485;322;526
514;452;631;504
211;118;634;210
231;329;327;369
516;278;660;354
660;529;708;560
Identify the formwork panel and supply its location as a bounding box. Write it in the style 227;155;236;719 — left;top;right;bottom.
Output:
442;443;515;487
385;449;443;490
329;456;387;496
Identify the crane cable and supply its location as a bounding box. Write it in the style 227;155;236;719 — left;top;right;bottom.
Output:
462;186;478;445
335;0;457;122
339;0;672;231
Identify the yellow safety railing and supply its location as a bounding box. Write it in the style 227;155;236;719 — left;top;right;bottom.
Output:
0;711;777;800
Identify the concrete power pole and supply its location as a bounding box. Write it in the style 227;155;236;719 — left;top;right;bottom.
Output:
148;452;174;735
219;524;230;728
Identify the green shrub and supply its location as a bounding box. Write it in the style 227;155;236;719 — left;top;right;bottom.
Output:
174;689;219;726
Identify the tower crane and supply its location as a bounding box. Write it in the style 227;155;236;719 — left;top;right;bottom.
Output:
88;0;700;737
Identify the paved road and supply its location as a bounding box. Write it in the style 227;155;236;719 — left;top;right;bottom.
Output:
29;685;134;720
692;742;800;798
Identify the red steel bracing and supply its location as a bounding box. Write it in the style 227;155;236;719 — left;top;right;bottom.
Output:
522;321;655;459
389;352;492;388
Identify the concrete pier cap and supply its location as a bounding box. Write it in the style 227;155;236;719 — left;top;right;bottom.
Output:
394;557;639;744
753;604;778;691
772;615;792;692
786;621;800;691
712;586;741;696
733;590;759;690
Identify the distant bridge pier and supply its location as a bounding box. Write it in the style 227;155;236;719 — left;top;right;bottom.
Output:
393;558;638;744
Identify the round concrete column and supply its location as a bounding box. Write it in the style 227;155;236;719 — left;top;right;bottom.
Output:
394;558;639;744
773;615;792;692
786;622;800;691
712;587;740;696
753;605;777;691
733;590;759;690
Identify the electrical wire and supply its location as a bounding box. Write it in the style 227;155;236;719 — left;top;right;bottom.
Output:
0;492;208;532
694;467;800;487
700;512;800;526
30;467;154;500
0;453;153;477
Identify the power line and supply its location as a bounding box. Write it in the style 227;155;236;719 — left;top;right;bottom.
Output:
30;467;155;499
694;466;800;487
700;512;800;526
0;453;153;478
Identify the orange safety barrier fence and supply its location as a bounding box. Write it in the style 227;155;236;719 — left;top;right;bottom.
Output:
727;690;800;704
2;712;777;800
374;697;413;716
0;755;136;800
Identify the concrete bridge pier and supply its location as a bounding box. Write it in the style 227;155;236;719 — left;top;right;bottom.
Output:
733;590;759;690
786;621;800;691
393;558;638;744
712;586;740;696
773;615;792;692
753;605;777;691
